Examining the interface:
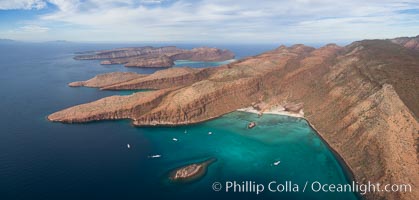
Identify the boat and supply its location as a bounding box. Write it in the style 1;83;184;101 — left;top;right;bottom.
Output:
273;161;281;166
184;130;187;134
208;132;212;135
172;138;178;142
127;144;131;148
149;155;161;158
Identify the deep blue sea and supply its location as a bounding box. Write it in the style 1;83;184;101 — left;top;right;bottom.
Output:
0;41;358;200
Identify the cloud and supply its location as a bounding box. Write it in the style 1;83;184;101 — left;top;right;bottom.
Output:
20;25;49;33
47;0;80;12
141;0;165;4
1;0;419;43
0;0;47;10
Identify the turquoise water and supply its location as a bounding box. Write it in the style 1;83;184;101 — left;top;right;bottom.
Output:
0;42;357;200
138;112;358;199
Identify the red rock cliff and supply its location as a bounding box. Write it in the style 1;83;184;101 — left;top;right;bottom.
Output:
50;39;419;200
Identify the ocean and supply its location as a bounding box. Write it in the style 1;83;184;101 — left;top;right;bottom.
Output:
0;42;358;200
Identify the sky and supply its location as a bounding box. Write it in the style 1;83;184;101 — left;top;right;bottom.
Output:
0;0;418;44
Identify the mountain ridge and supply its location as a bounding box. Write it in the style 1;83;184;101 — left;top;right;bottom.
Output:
73;46;235;68
49;37;419;200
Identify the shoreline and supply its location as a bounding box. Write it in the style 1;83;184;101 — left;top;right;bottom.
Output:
237;106;362;199
169;157;217;183
236;106;305;118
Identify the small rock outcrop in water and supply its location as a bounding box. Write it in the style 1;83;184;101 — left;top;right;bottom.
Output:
248;122;256;129
50;37;419;200
169;158;217;183
74;46;234;68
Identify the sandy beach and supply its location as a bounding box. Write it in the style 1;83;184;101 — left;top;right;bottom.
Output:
237;106;304;118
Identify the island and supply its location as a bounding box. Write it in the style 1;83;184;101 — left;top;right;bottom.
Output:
74;46;235;68
49;36;419;200
169;158;217;183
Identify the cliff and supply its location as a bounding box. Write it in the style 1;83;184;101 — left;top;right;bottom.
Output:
50;38;419;200
68;67;216;90
74;46;182;60
74;46;235;68
170;47;235;61
47;88;176;123
390;35;419;51
68;72;145;87
100;55;174;68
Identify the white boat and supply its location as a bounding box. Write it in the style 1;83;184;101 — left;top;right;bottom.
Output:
184;130;187;134
172;138;178;142
149;155;161;158
127;144;131;148
273;161;281;166
208;132;212;135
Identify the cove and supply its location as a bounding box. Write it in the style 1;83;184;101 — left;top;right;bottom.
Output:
136;112;359;200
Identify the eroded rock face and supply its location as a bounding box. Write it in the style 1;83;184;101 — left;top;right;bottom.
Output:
68;72;145;88
67;67;215;90
102;67;214;90
74;46;235;68
74;46;182;60
101;55;174;68
50;39;419;200
170;47;235;61
47;89;175;123
390;35;419;51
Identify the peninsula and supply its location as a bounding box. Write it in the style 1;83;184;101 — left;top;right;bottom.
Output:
74;46;235;68
49;36;419;200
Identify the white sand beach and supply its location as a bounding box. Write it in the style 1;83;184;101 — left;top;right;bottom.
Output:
237;105;304;118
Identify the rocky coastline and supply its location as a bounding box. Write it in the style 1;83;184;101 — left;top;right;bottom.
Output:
74;46;235;68
50;37;419;200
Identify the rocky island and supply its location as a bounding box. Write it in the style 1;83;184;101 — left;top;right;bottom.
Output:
74;46;235;68
49;36;419;200
169;158;217;183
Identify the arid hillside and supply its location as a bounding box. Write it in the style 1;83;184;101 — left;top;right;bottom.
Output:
74;46;235;68
49;38;419;200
